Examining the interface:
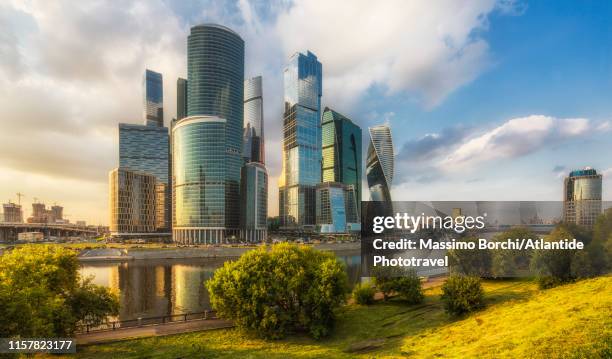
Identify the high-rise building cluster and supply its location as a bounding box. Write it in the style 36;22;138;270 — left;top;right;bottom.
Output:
109;23;396;242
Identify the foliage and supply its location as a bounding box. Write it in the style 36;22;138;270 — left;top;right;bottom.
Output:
206;243;348;339
448;237;492;277
491;227;535;277
81;277;612;359
440;275;484;315
0;245;119;337
371;267;423;304
532;223;610;288
351;282;376;305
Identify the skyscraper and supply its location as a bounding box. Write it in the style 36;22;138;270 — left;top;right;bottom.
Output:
118;123;170;231
144;69;164;127
109;168;156;234
240;162;268;242
243;76;265;164
563;167;602;228
278;51;322;230
316;182;347;233
172;24;244;243
177;77;188;121
366;125;394;203
2;202;23;223
321;107;362;207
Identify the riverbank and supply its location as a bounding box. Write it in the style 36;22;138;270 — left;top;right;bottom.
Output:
73;276;612;358
77;242;361;261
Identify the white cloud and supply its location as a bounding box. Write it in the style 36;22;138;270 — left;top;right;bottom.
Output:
275;0;502;109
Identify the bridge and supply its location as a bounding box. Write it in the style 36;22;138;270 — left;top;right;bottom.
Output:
0;223;101;242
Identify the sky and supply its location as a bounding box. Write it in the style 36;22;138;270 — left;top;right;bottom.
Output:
1;0;611;225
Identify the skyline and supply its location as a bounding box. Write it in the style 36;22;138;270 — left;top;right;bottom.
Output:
1;1;612;225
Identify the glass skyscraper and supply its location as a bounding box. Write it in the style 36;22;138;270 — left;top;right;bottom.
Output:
172;24;244;243
316;182;347;234
279;51;322;229
243;76;265;164
366;125;394;203
321;107;362;208
176;77;188;121
563;167;602;228
240;162;268;242
118;123;170;231
109;168;156;234
144;69;164;127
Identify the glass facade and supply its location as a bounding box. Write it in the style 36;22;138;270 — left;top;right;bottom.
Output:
109;168;156;234
279;51;322;229
563;168;602;228
173;116;227;243
243;76;265;164
143;69;164;127
240;162;268;242
174;24;244;243
321;107;362;210
316;183;347;233
366;125;394;203
176;77;188;120
118;123;170;231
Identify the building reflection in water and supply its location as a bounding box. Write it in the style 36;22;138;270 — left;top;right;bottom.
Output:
80;256;360;321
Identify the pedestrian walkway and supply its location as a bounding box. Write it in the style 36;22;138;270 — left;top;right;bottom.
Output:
77;318;233;345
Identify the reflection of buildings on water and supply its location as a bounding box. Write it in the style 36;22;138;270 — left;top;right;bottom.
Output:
171;265;214;315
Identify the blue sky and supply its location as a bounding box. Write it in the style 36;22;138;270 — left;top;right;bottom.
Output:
0;0;611;223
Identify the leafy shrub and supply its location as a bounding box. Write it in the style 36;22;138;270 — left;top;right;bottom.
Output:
532;227;578;288
440;275;484;315
491;227;535;278
372;267;423;304
448;237;492;277
352;282;376;305
206;243;348;339
0;245;119;337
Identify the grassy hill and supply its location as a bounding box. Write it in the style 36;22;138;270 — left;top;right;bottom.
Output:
75;276;611;358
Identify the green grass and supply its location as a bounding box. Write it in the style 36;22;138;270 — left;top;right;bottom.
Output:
74;276;611;358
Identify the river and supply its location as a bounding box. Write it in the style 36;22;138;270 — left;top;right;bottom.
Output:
80;255;361;321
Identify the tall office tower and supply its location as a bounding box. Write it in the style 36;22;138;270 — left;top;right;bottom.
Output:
172;24;244;244
278;51;322;230
118;124;170;231
240;162;268;242
563;167;602;228
243;76;265;163
143;69;164;127
109;168;156;234
316;182;347;233
177;77;188;121
366;125;394;202
2;202;23;223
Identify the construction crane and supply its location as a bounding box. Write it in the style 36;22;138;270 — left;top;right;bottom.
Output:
16;192;25;205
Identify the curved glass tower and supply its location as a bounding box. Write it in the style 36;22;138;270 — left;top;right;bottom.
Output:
366;125;394;203
243;76;265;164
173;24;244;243
563;167;602;228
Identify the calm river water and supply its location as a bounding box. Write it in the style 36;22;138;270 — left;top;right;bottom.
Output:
80;255;361;321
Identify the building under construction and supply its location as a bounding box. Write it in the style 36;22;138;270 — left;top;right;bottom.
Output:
27;202;64;224
2;202;23;223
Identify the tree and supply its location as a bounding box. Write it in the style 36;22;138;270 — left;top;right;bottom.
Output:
206;243;348;339
531;226;577;288
440;275;484;316
491;227;535;278
448;237;492;277
0;245;119;337
372;267;423;304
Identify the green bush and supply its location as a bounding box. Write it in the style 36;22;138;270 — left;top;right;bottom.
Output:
372;267;423;304
491;227;535;278
448;237;492;277
352;282;376;305
440;275;484;316
0;245;119;337
206;243;348;339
